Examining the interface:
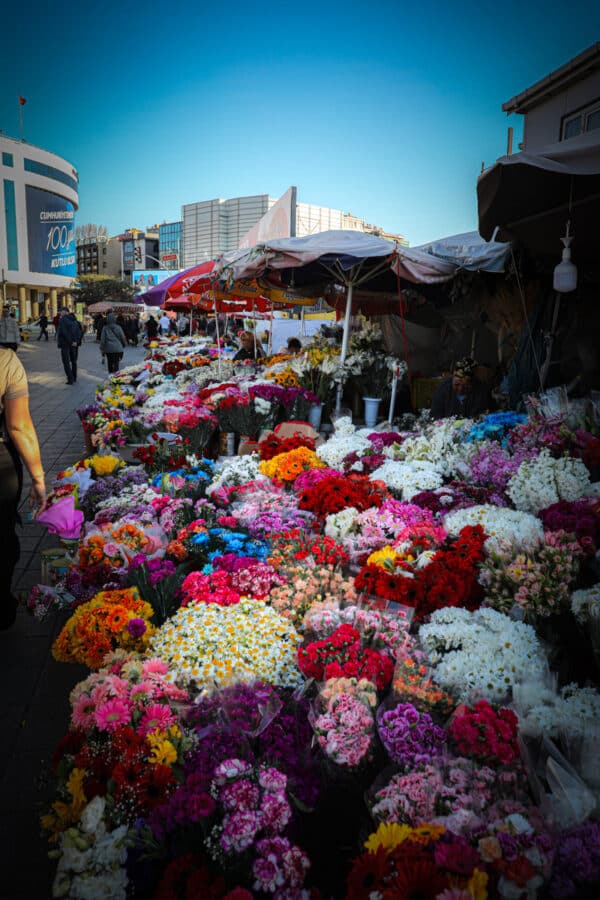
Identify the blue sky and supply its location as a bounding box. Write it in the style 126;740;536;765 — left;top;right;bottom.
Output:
2;1;598;246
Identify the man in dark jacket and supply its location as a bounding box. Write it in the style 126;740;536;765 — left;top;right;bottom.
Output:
430;357;490;419
56;308;82;384
37;313;49;341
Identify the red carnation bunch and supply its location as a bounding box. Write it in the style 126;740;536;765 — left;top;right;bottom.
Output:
298;474;388;519
298;624;394;691
449;699;520;766
355;525;486;621
270;528;349;568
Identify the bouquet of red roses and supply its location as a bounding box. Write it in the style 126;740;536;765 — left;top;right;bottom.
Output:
298;473;388;519
298;624;394;691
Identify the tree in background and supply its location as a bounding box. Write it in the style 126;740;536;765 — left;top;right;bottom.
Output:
74;275;135;305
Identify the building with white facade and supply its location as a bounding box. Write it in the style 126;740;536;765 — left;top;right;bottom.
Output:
182;188;407;266
1;134;79;320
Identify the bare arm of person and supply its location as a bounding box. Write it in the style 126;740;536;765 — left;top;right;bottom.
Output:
4;394;46;512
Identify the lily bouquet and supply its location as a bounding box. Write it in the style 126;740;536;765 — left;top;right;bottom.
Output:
289;346;343;405
339;322;405;399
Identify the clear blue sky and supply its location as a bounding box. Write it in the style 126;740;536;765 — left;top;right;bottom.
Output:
2;1;598;246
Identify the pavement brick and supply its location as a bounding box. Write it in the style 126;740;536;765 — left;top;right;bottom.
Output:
0;337;145;893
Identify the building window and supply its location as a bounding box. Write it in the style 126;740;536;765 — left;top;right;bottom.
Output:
2;152;14;167
561;100;600;140
3;180;19;270
24;158;78;191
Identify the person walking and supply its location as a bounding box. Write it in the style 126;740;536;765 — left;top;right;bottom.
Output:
94;314;106;343
0;347;46;628
100;312;127;374
56;308;81;384
37;313;49;341
145;315;159;340
0;308;20;351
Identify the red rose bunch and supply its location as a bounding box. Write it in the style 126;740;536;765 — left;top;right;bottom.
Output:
270;528;349;568
449;699;520;766
298;624;394;690
298;474;388;519
355;525;486;620
162;359;187;377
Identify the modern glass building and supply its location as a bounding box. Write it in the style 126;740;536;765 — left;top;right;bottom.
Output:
1;134;79;320
159;221;182;269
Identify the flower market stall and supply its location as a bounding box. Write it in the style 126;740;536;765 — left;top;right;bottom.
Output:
30;328;600;899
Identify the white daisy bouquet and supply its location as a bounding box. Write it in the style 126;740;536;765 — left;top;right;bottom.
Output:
418;606;546;703
149;598;303;690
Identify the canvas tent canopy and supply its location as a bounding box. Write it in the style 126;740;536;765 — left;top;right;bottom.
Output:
477;130;600;261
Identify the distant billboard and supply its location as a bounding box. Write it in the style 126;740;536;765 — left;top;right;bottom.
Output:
132;269;171;293
239;186;297;248
26;186;76;277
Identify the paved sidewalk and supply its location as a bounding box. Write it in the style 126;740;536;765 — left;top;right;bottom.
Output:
0;337;145;899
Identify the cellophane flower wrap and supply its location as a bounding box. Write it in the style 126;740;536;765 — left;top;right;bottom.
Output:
311;678;378;769
479;530;582;619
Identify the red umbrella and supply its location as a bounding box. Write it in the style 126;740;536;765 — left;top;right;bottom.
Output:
138;261;217;305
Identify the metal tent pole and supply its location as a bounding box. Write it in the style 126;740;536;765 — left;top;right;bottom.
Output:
336;282;354;414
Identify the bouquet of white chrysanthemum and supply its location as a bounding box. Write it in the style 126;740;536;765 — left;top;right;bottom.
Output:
506;449;591;514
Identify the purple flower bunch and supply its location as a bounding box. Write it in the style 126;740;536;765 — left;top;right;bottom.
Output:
147;770;217;840
468;443;536;494
211;759;298;859
129;555;176;586
80;467;149;518
376;701;447;768
539;498;600;549
252;836;310;895
247;508;311;540
549;820;600;898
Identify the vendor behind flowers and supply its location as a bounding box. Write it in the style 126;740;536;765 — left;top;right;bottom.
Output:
430;356;490;419
233;331;264;361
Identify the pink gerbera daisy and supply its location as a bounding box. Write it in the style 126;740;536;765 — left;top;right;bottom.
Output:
142;658;169;676
93;697;132;732
71;693;96;730
137;703;176;736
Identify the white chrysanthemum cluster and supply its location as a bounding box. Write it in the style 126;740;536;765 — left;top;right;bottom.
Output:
419;607;546;703
506;449;591;514
571;583;600;623
443;504;544;553
149;598;303;690
370;460;444;500
316;430;371;469
514;679;600;739
207;454;265;494
324;507;360;540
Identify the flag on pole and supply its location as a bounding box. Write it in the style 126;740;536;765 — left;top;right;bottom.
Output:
18;97;26;106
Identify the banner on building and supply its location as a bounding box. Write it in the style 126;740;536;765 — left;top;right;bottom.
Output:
239;186;297;248
26;186;76;277
132;270;171;293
